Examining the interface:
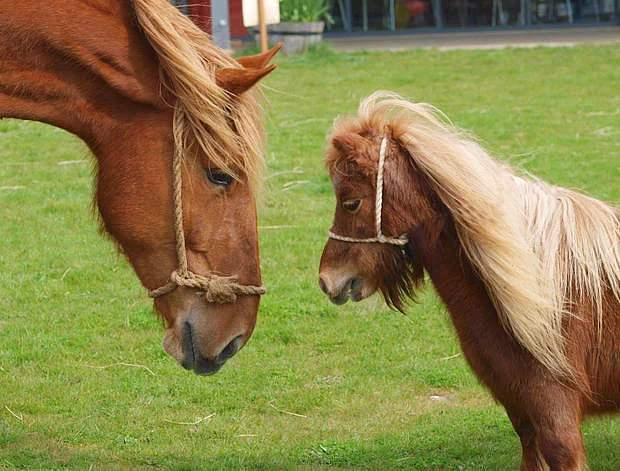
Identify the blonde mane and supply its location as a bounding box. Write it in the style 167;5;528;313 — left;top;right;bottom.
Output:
133;0;264;191
355;91;620;378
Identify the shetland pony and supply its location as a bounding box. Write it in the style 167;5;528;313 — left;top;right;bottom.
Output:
0;0;279;374
319;92;620;470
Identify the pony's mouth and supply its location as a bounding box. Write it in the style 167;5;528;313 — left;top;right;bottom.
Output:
327;277;369;305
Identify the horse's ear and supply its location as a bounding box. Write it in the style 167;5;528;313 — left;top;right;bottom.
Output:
332;133;369;156
236;43;282;69
216;64;277;95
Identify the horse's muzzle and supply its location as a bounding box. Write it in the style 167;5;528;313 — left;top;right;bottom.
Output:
180;322;242;375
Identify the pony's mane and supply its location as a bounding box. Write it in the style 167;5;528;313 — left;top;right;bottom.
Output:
132;0;264;191
339;91;620;379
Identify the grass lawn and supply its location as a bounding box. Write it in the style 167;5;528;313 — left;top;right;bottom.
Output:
1;44;619;469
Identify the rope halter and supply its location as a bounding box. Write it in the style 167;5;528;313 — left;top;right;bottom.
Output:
148;140;266;303
328;136;408;247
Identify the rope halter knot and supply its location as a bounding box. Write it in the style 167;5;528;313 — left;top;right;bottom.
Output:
328;135;409;247
148;132;266;303
149;269;266;304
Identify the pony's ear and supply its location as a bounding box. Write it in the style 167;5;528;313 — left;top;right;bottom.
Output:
332;132;369;156
236;43;282;69
216;64;277;95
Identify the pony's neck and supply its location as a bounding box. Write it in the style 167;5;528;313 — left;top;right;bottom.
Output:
0;1;163;148
412;218;530;388
412;219;494;322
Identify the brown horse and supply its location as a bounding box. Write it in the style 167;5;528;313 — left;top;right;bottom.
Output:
0;0;279;375
319;92;620;470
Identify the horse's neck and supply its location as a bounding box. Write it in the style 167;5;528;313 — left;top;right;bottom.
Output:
0;1;163;147
415;221;527;383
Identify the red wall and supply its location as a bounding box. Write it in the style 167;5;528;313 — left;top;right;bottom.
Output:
189;1;247;38
188;2;210;31
229;0;248;37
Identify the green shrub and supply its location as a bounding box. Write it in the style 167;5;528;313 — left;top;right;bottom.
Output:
279;0;332;22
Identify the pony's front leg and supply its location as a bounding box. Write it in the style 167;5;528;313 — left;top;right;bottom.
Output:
536;417;586;471
506;408;548;471
527;389;586;471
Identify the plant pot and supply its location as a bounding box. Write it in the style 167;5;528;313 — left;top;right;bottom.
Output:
258;21;325;55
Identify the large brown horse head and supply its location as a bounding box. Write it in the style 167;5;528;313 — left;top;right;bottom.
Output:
0;0;278;374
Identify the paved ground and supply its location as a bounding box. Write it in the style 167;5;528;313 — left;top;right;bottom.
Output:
326;26;620;52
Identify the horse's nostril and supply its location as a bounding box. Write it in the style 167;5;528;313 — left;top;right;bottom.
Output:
218;335;243;362
181;321;197;370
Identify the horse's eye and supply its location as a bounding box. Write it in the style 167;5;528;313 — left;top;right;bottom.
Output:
342;199;362;213
206;168;233;187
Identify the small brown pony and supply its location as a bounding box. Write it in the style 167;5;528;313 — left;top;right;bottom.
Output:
0;0;279;375
319;92;620;470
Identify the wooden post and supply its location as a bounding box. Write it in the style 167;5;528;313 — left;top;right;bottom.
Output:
257;0;268;52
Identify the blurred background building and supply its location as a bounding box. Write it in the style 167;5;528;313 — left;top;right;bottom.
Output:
174;0;618;42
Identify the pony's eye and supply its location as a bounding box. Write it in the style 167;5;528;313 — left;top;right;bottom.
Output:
342;199;362;213
206;168;233;187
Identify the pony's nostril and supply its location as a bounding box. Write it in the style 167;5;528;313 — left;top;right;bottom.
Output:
319;276;329;295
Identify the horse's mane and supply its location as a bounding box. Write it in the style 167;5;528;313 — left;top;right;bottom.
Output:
350;91;620;378
132;0;264;191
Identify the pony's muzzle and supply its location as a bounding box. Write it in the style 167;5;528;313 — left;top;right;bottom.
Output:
180;321;243;375
319;273;362;305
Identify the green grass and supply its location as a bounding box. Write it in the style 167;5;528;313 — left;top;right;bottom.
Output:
1;45;619;469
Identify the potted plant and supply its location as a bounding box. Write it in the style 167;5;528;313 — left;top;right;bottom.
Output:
266;0;331;54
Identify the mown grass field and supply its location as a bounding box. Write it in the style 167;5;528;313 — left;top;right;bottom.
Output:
1;44;619;470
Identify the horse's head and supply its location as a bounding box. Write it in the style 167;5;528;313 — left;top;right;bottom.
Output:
151;156;263;376
95;48;278;375
0;0;280;373
318;114;435;311
91;2;280;375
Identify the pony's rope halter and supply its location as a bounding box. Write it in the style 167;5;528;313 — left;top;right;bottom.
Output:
328;136;408;247
148;142;266;303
